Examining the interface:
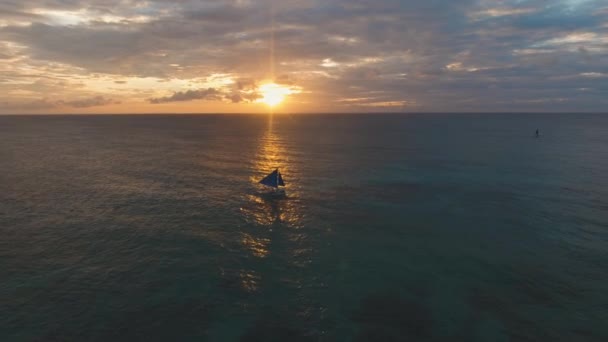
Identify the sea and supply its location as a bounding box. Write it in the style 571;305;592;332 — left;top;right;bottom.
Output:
1;113;607;341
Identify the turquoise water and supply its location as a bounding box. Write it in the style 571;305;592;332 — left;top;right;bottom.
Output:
1;114;607;341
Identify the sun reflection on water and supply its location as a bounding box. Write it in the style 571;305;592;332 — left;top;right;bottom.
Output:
236;116;310;295
241;232;270;258
239;270;261;293
249;118;287;186
241;116;303;229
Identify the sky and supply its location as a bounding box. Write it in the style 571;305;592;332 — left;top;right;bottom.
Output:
0;0;607;114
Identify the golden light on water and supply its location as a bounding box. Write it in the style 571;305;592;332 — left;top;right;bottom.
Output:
240;118;304;230
241;233;270;258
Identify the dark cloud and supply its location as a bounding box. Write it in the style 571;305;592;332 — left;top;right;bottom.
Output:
229;90;262;103
149;85;265;104
149;88;221;104
60;95;118;108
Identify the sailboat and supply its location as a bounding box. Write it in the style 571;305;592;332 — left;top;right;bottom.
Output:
259;168;285;192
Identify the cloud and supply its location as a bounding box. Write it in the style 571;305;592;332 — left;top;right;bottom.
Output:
149;88;222;104
1;0;608;112
2;95;119;111
227;91;262;104
4;98;57;110
470;7;538;20
60;95;118;108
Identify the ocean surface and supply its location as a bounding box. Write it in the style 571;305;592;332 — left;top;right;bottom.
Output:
1;113;607;341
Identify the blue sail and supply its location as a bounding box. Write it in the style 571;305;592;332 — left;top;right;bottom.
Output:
259;169;285;188
260;169;279;188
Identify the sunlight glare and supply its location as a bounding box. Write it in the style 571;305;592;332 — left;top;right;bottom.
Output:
258;83;297;107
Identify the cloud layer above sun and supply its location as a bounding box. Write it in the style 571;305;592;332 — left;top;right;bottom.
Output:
1;0;607;113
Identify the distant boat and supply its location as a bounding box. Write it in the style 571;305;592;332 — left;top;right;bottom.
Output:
259;168;285;191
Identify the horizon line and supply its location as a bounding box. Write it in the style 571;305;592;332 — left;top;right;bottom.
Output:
1;111;608;116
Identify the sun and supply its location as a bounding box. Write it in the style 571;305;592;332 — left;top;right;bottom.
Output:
258;83;297;107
